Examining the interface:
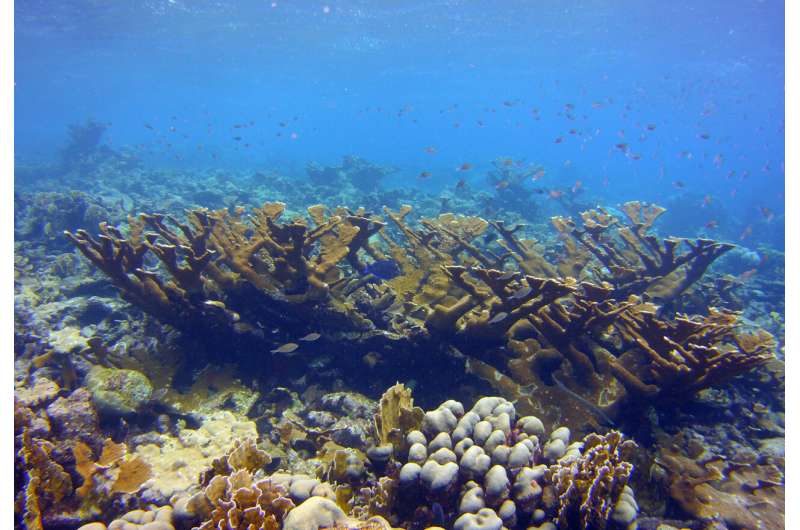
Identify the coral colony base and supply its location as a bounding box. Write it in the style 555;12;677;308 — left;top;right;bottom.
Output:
14;154;784;530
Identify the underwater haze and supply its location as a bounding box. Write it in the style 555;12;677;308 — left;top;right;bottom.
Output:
16;1;785;244
13;1;786;530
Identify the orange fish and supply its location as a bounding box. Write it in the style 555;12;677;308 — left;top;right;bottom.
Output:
615;143;628;151
531;169;545;181
458;163;472;171
571;180;583;193
495;180;510;190
760;207;774;222
502;158;514;167
548;190;563;199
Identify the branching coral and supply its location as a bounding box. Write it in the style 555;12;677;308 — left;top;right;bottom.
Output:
65;203;386;350
545;431;637;530
553;202;736;305
67;199;775;428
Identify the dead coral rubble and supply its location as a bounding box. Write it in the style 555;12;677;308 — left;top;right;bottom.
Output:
67;200;777;427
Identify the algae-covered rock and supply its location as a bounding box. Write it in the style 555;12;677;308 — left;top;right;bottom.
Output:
85;365;153;416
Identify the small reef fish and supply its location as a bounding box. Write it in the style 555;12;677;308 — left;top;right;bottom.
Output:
362;352;380;368
738;268;757;281
455;179;467;189
458;163;473;171
364;259;401;281
497;271;517;281
418;171;432;179
760;207;775;222
672;181;685;189
554;136;564;144
531;168;545;181
548;190;563;199
704;220;718;229
509;285;532;301
271;342;299;354
298;333;321;342
571;180;582;193
488;312;508;325
698;133;711;140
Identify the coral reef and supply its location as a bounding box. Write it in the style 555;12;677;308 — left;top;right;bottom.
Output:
386;390;639;529
64;199;777;429
14;150;784;529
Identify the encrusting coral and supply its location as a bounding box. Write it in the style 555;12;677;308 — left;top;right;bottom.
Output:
66;200;777;428
654;448;784;529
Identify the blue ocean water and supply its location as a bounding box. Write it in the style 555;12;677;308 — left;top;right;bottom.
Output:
15;0;784;248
